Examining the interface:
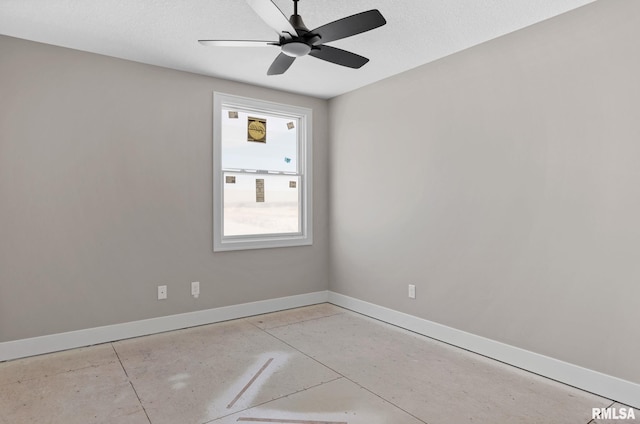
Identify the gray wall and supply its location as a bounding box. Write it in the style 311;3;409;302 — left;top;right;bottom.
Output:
0;35;329;342
329;0;640;384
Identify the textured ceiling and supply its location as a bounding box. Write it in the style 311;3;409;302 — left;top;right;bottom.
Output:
0;0;594;99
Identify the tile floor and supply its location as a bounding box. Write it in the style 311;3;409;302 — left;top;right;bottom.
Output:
0;303;637;424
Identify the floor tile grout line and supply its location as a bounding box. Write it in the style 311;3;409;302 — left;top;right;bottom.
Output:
236;418;348;424
351;382;430;424
256;325;347;379
111;343;130;378
0;361;113;387
251;312;347;331
203;376;345;423
258;327;429;424
128;381;153;424
111;343;152;424
0;343;122;386
589;400;620;424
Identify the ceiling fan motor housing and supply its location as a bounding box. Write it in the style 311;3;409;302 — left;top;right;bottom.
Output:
280;13;320;57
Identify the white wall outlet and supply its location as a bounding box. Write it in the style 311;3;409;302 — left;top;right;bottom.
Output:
408;284;416;299
191;281;200;298
157;285;167;300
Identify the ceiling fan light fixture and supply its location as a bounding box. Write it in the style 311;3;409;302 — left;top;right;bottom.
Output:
281;41;311;57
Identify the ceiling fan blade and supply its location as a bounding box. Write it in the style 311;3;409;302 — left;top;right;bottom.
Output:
246;0;297;37
267;52;296;75
309;45;369;69
198;40;276;47
310;9;386;45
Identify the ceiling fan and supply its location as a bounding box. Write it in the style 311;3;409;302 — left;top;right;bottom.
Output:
198;0;387;75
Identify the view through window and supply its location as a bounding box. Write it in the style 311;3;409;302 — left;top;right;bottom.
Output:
213;93;312;251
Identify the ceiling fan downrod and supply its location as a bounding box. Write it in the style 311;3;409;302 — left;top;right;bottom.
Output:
288;0;308;33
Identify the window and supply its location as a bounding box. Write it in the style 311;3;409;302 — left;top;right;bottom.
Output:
213;93;312;251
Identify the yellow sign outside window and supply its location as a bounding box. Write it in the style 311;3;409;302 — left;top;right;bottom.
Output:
247;117;267;143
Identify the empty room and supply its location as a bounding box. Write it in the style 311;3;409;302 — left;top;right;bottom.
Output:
1;1;639;423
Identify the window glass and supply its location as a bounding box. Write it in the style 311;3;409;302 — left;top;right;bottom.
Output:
213;93;312;251
223;172;300;236
221;109;297;173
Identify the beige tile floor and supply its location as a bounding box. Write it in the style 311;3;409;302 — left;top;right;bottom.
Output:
1;303;637;424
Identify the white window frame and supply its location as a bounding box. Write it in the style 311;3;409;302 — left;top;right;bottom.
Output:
213;92;313;251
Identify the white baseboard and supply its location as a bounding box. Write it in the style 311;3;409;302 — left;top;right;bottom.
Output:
328;292;640;409
2;289;637;409
0;291;329;362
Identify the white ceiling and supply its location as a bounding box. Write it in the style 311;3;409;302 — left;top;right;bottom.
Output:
0;0;594;99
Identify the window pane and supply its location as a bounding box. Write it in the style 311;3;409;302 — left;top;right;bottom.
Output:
221;109;297;173
223;172;300;236
214;93;311;251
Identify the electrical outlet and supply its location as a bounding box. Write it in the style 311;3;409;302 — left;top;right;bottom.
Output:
191;281;200;298
408;284;416;299
158;285;167;300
